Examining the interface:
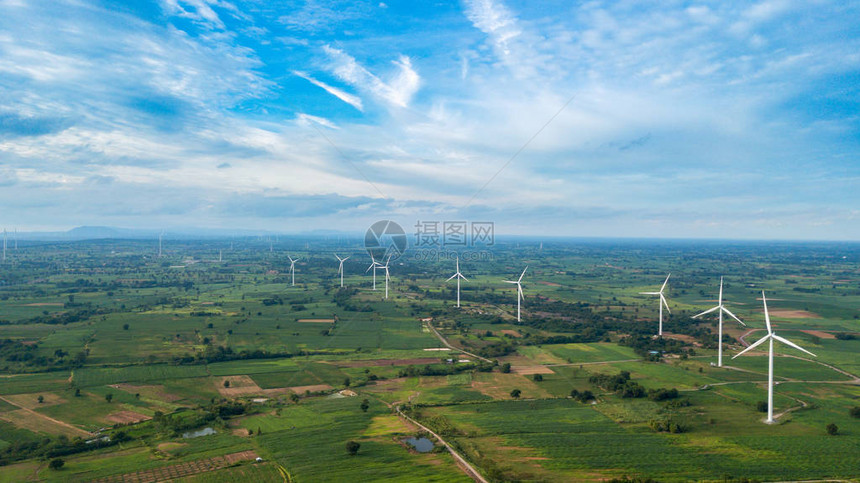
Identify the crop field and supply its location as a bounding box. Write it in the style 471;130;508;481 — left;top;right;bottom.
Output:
0;238;856;481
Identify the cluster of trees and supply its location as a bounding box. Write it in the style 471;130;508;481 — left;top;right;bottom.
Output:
618;336;693;358
648;418;686;433
588;371;679;401
397;361;493;378
569;389;595;402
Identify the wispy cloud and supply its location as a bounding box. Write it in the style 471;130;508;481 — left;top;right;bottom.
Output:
322;46;420;108
293;70;363;111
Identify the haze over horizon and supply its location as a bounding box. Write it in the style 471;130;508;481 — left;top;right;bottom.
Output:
1;1;858;240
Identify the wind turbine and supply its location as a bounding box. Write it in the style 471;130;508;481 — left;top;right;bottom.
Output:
733;291;816;424
336;254;349;288
640;274;671;336
366;255;381;290
503;266;527;322
288;255;297;286
2;228;6;262
446;257;468;308
219;249;222;262
380;256;391;299
158;230;164;257
693;277;746;367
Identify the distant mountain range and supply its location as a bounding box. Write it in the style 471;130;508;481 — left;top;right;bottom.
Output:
5;226;360;241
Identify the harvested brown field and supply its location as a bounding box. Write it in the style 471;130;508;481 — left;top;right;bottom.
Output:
89;450;260;483
536;281;562;287
501;329;522;337
217;375;263;397
511;365;555;375
769;309;821;318
264;383;332;396
662;332;702;346
297;318;335;323
801;330;836;339
105;411;151;424
4;392;66;410
0;408;90;438
20;302;64;307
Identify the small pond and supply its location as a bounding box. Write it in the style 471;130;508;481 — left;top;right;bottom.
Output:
182;427;216;439
403;437;434;453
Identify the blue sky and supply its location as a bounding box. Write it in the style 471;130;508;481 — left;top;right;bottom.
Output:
0;0;858;239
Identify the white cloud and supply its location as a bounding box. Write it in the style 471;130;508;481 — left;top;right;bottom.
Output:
463;0;521;56
293;70;363;111
322;46;420;108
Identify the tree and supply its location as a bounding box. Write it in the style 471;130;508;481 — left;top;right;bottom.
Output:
500;363;511;373
343;377;351;387
105;393;113;403
49;458;65;470
290;393;300;404
346;440;361;455
37;395;44;404
74;388;81;397
756;401;768;413
532;374;543;382
360;399;370;412
223;380;231;388
123;324;129;330
850;406;860;418
510;389;521;399
826;423;839;435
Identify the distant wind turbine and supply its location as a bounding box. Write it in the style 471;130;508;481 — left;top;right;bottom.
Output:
288;255;297;286
158;230;164;257
219;249;222;263
446;257;468;308
733;291;816;424
693;276;746;367
380;256;391;299
503;266;528;322
640;274;671;336
2;228;6;262
366;254;381;290
336;254;349;288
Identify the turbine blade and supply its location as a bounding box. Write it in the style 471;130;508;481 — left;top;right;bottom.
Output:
518;284;524;300
692;305;719;319
519;266;528;282
640;292;660;295
661;294;671;314
773;334;817;357
503;280;517;284
762;291;772;334
732;334;771;359
447;273;457;281
660;273;670;292
721;307;745;326
460;274;468;281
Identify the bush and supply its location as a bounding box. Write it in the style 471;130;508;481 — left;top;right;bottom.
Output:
500;363;511;373
826;423;838;435
850;406;860;418
49;458;65;470
532;374;543;382
756;401;768;413
510;389;521;399
346;441;360;455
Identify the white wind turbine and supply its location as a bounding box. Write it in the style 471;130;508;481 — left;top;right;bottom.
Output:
446;257;468;308
380;256;392;299
2;228;6;262
693;276;746;367
336;254;349;288
733;291;816;424
288;255;298;286
503;266;528;322
366;254;381;290
640;274;671;336
158;230;164;257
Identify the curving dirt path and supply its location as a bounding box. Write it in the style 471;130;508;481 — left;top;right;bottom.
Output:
426;321;492;364
395;404;488;483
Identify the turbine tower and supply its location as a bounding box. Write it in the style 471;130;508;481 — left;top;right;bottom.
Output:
366;255;381;290
640;274;671;336
733;291;816;424
336;254;349;288
158;230;164;257
2;228;6;262
219;249;222;262
288;256;297;286
446;257;468;308
503;266;528;322
380;256;391;299
693;276;746;367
